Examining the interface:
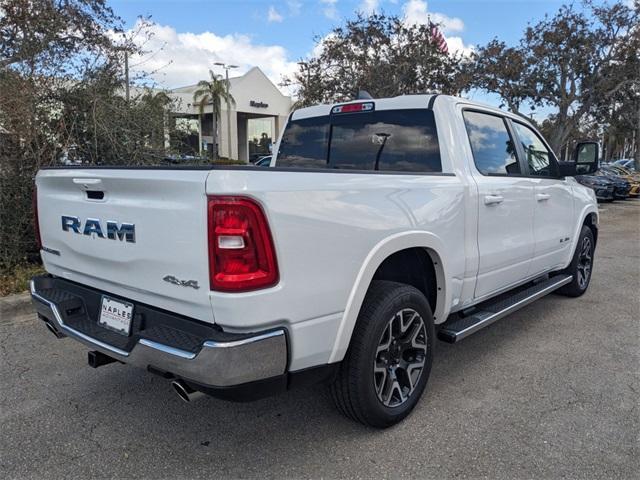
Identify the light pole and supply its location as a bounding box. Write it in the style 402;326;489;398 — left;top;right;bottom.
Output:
214;62;238;159
124;50;130;102
114;46;131;102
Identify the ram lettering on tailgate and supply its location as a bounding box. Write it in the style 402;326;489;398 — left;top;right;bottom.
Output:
61;215;136;243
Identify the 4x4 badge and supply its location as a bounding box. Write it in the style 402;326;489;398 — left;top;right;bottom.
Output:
163;275;200;289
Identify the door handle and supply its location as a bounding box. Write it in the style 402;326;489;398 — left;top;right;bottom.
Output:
73;178;103;190
536;193;551;201
484;195;504;205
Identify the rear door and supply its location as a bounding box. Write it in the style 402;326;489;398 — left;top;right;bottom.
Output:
511;122;575;275
463;110;536;299
36;168;214;322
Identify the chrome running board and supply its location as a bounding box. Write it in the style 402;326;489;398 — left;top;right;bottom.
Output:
438;274;573;343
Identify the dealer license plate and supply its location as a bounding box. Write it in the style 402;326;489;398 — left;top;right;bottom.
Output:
99;296;134;336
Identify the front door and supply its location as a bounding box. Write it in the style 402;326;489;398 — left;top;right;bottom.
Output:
463;110;536;299
511;122;575;274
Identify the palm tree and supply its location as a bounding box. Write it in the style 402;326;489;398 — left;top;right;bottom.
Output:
193;70;235;159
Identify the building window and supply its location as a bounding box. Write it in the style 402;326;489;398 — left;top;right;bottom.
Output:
248;118;274;163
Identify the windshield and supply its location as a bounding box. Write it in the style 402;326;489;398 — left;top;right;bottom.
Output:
277;109;441;173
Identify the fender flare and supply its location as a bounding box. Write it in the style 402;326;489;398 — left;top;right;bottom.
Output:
328;231;450;363
568;205;599;264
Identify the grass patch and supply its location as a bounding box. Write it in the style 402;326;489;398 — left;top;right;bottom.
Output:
0;264;45;296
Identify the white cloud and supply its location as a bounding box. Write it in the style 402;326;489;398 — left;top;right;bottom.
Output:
321;0;339;19
359;0;380;14
310;32;337;58
125;21;298;92
444;36;474;57
267;6;284;23
287;0;303;16
402;0;464;33
401;0;472;56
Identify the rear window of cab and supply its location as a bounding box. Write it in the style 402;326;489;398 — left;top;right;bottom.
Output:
276;109;442;173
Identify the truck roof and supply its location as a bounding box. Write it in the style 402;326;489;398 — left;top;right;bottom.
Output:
291;94;531;126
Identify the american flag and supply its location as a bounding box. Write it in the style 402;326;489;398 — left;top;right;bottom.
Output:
429;21;449;55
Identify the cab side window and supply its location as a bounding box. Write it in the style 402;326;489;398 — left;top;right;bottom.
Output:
513;123;555;177
463;111;520;176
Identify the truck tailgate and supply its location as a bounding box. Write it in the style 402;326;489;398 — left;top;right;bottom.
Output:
36;169;214;323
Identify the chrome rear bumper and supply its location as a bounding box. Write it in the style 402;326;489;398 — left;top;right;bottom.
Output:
30;276;287;387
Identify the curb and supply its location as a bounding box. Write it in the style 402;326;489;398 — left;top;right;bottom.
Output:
0;292;33;321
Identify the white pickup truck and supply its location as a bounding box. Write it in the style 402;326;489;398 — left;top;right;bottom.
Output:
31;94;600;427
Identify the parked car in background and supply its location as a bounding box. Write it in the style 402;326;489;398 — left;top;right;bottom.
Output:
575;174;615;201
254;155;272;167
613;165;640;181
599;166;637;198
595;166;631;200
612;159;636;170
601;165;640;197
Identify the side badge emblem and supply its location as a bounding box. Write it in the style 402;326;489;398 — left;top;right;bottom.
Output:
163;275;200;290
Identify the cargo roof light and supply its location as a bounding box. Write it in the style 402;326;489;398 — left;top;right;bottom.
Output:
331;102;375;114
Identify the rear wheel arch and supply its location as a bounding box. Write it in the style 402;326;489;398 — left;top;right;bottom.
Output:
328;232;449;364
372;247;440;315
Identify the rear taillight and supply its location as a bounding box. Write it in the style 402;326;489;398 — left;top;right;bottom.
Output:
207;196;279;292
33;185;42;250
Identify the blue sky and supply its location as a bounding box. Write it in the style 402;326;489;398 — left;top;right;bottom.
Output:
112;0;582;55
109;0;600;111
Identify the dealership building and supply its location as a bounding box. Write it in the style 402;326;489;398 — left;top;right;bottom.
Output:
168;67;292;162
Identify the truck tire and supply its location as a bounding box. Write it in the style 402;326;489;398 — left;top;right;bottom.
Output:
330;280;434;428
557;225;595;297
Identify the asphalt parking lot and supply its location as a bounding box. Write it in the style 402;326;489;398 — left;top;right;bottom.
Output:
1;201;639;479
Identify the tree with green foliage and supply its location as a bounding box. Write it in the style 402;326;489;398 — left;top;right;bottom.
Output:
193;70;235;159
462;39;531;115
590;1;639;167
0;0;180;273
284;13;465;107
467;1;638;158
0;0;122;71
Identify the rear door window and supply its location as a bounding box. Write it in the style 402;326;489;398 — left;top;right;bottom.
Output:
463;111;521;176
277;109;441;173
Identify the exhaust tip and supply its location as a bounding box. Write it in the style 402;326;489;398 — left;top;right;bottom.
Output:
171;380;192;403
44;321;57;335
171;380;205;403
43;320;65;339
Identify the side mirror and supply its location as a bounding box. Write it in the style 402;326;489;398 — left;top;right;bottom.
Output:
573;141;599;175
